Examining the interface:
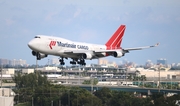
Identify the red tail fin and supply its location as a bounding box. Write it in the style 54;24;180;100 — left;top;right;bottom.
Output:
105;25;126;50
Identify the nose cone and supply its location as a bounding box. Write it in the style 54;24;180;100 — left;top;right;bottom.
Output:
28;40;39;50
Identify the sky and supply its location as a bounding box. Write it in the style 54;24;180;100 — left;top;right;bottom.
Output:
0;0;180;65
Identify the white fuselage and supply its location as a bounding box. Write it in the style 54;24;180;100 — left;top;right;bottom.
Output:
28;35;107;59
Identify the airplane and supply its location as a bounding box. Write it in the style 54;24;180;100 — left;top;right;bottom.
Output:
28;25;159;65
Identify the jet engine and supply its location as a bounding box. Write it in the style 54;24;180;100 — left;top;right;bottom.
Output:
31;51;47;60
37;53;48;59
113;51;123;58
82;52;93;60
32;51;36;56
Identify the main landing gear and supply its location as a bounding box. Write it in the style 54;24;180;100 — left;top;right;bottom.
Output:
59;58;86;66
78;59;86;65
59;58;65;65
70;59;86;65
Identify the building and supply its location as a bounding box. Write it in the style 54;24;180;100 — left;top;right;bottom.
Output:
37;66;62;74
140;70;180;80
98;59;118;68
145;60;153;68
157;58;167;65
98;58;108;65
0;59;9;65
50;58;59;66
22;69;34;74
2;68;15;75
106;61;118;68
9;59;27;66
0;88;15;97
0;88;15;106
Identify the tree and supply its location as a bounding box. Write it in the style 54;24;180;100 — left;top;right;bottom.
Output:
13;72;50;104
128;74;133;81
13;72;50;89
82;79;98;85
94;87;112;105
133;76;140;81
140;75;146;81
152;93;168;106
109;91;132;106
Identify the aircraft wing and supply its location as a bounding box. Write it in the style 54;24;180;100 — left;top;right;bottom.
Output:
62;43;159;58
93;43;160;53
63;43;159;54
64;49;119;54
123;43;159;52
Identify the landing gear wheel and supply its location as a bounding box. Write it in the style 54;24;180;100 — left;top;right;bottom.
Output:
59;58;65;65
60;62;65;65
70;59;77;65
70;61;76;65
36;52;41;60
82;63;86;66
79;59;86;66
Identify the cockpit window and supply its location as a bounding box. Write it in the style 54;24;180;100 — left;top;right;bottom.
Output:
34;36;40;38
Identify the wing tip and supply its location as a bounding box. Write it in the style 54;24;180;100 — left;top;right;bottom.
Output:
150;43;159;48
155;43;160;46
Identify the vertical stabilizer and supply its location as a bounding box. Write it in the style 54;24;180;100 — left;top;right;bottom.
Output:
105;25;126;50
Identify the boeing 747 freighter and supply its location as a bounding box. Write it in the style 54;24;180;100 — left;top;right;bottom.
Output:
28;25;159;65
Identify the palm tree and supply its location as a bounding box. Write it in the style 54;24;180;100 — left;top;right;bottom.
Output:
140;75;146;87
133;76;141;81
140;75;146;81
127;75;133;81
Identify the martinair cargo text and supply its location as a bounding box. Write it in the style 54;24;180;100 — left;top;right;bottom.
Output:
28;25;159;65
